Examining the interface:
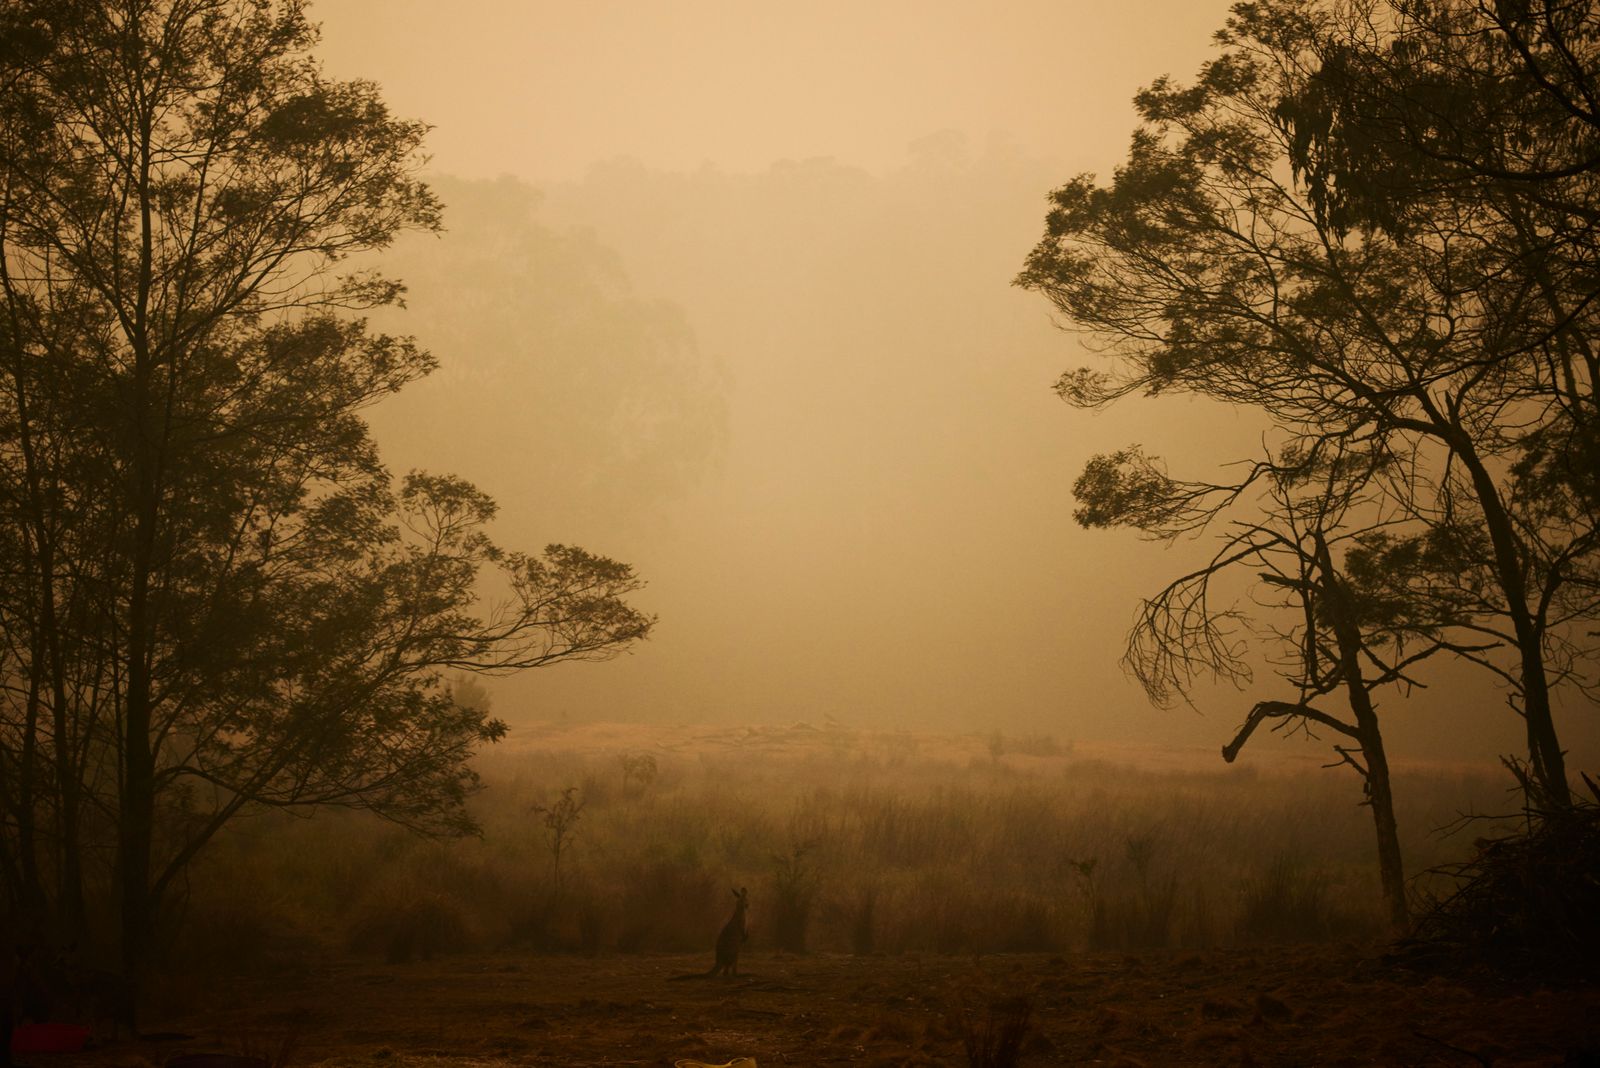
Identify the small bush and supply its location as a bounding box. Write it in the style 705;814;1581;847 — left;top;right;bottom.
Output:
1079;836;1179;950
576;889;609;957
1088;878;1177;951
349;891;472;963
848;886;877;955
949;987;1033;1068
770;843;820;953
569;882;617;952
823;884;881;954
987;896;1059;953
619;752;659;796
1237;856;1335;943
531;786;585;895
615;860;719;952
1406;796;1600;979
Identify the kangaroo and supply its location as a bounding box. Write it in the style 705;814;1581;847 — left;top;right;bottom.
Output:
708;887;748;977
669;887;748;981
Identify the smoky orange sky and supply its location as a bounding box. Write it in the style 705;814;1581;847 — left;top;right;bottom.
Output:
315;1;1234;182
312;1;1599;769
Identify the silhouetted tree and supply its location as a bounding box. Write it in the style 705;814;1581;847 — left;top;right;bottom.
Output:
1283;0;1600;236
1017;0;1597;809
1075;441;1484;929
532;786;585;896
1279;0;1600;801
0;0;652;1000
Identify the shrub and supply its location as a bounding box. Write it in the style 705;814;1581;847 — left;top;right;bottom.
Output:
770;842;820;953
165;726;1499;967
848;885;878;955
1405;794;1600;979
948;987;1033;1068
575;884;611;956
987;896;1059;953
349;891;472;963
616;860;720;952
1237;856;1336;943
1088;877;1177;951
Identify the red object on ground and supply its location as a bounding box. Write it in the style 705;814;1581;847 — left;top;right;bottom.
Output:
10;1023;90;1054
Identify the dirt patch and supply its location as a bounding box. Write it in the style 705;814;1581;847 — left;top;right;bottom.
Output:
38;945;1600;1068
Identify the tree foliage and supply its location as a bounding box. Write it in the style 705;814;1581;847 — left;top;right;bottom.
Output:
1018;0;1599;811
0;0;651;983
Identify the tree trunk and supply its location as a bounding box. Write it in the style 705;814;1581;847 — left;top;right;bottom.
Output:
17;647;42;916
117;670;154;1018
1317;535;1409;930
43;553;84;932
116;100;161;1023
1350;704;1408;931
117;409;159;1026
1449;431;1571;808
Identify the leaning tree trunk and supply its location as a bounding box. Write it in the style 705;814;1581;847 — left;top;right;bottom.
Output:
1317;536;1409;931
1344;688;1408;931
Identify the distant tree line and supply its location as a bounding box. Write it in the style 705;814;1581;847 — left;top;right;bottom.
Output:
0;0;651;1002
1019;0;1599;928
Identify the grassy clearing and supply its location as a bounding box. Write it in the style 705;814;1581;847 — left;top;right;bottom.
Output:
172;723;1515;972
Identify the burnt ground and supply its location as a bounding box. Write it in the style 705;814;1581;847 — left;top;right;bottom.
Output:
37;945;1600;1068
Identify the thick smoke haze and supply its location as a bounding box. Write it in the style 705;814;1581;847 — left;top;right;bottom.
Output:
11;4;1600;1049
313;1;1240;182
316;3;1598;767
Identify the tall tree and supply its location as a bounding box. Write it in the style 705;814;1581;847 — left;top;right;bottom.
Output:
1017;0;1598;807
0;0;652;993
1284;0;1600;769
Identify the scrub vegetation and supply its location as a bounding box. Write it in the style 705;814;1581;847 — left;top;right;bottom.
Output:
175;724;1510;969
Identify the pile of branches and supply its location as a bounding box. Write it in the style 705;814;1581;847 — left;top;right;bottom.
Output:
1400;769;1600;982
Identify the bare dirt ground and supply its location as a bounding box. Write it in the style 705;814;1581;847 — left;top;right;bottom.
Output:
44;945;1600;1068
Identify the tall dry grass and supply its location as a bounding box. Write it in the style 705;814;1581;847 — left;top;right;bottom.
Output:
169;724;1516;971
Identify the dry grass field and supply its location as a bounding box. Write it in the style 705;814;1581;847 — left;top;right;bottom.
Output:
170;721;1518;962
40;723;1598;1067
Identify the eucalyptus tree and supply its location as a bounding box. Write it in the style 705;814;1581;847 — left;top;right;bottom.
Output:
1017;0;1598;807
1284;0;1600;761
1283;0;1600;234
0;0;652;989
1076;441;1486;928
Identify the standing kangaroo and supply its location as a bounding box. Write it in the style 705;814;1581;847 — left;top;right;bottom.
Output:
708;887;748;977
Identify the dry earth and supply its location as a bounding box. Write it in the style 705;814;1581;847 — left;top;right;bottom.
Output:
43;946;1600;1068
